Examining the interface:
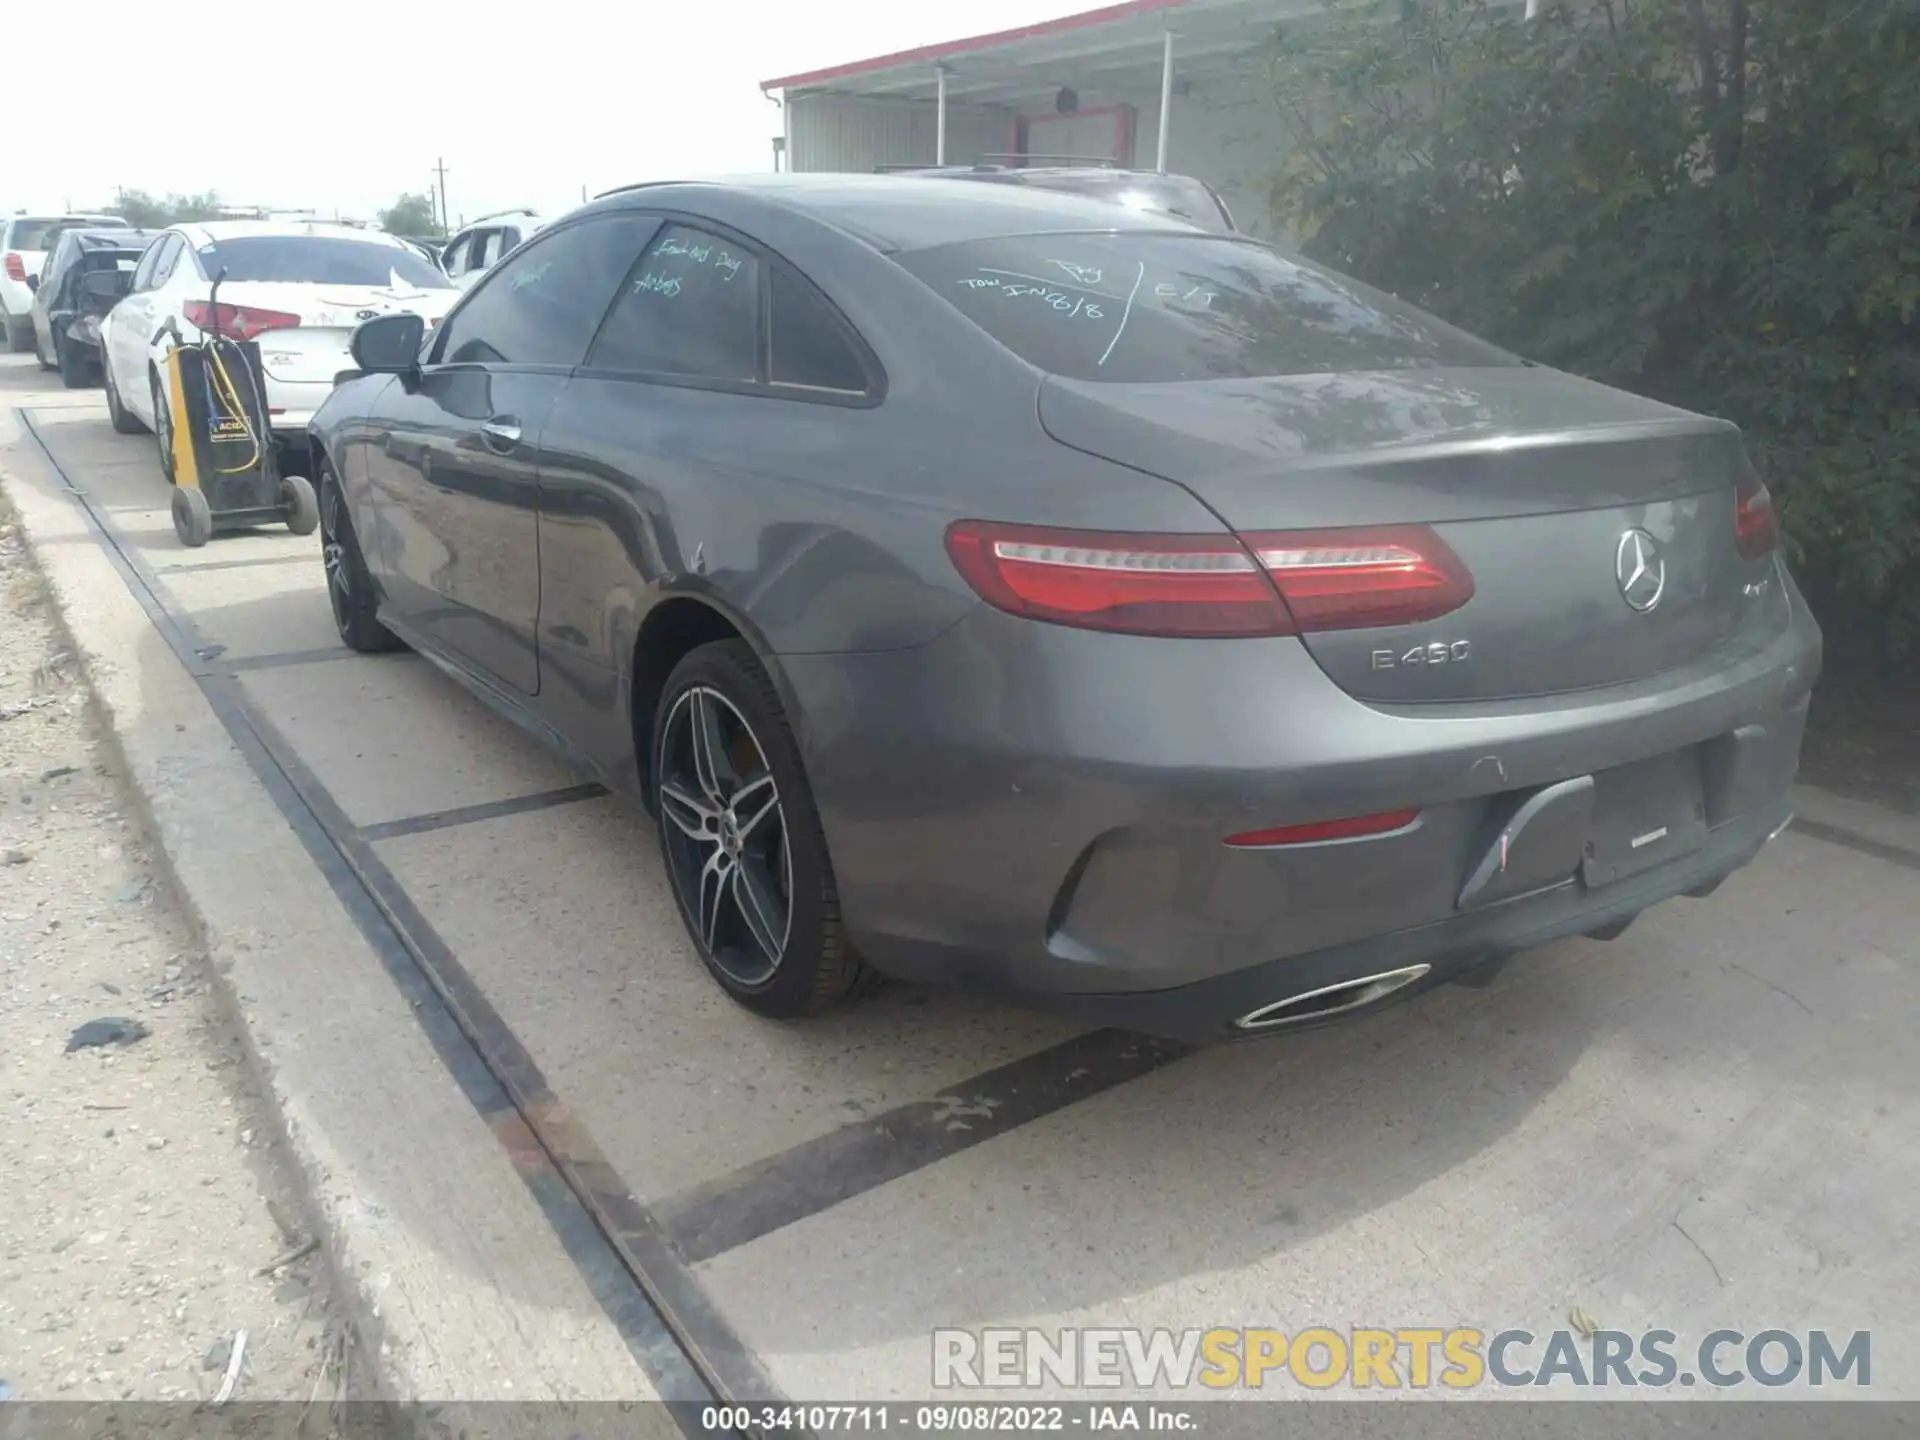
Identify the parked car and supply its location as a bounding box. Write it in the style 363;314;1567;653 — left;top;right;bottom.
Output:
310;175;1820;1040
30;226;156;386
898;165;1238;233
2;211;129;350
391;235;446;269
437;209;547;290
99;219;457;476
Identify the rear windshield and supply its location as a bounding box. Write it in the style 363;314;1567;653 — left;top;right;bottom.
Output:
895;234;1518;382
1018;174;1234;233
5;218;116;251
193;237;452;288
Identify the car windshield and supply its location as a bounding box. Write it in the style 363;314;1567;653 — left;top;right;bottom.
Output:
194;237;452;288
895;233;1520;383
1018;174;1234;233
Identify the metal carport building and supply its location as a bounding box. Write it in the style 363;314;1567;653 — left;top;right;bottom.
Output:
760;0;1320;238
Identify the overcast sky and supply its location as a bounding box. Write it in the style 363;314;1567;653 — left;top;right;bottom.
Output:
6;0;1094;227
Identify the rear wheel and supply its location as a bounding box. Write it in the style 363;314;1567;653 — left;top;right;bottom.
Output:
652;640;869;1018
3;313;31;353
281;474;319;536
170;486;212;548
103;357;144;434
150;371;176;483
319;462;403;653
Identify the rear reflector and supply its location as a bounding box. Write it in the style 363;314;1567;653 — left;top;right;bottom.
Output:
1242;526;1474;632
1224;808;1421;849
1734;476;1779;559
945;521;1474;637
943;522;1289;637
184;300;302;343
2;252;25;283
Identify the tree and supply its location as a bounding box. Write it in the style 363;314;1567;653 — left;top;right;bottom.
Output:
108;188;227;227
378;192;443;237
1266;0;1920;657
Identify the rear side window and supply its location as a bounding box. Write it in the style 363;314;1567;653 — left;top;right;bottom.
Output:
586;223;761;381
894;234;1518;382
769;267;868;393
436;214;658;368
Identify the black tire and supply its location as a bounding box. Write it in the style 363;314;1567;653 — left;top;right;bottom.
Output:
281;474;319;536
170;486;213;548
103;358;144;434
652;639;869;1018
318;462;403;653
58;337;94;389
150;371;176;483
3;313;32;353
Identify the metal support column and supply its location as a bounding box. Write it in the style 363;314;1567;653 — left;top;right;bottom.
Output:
936;65;949;165
1156;30;1175;172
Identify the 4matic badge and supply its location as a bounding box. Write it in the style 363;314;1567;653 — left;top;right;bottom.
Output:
1371;640;1472;671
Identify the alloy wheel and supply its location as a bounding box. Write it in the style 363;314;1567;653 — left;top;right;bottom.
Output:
657;686;792;988
320;476;352;628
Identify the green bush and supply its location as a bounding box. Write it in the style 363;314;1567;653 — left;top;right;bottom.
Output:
1268;0;1920;657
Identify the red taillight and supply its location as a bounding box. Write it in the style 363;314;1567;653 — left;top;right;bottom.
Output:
1734;475;1778;559
183;300;302;342
944;521;1473;637
1225;808;1422;848
943;522;1290;638
2;252;25;283
1241;526;1474;632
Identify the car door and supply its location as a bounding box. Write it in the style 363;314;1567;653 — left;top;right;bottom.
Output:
108;233;175;423
363;212;659;694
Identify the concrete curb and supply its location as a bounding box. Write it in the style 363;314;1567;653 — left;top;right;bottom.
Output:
1;412;667;1433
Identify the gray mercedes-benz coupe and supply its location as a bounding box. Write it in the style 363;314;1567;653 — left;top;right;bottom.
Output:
309;174;1821;1042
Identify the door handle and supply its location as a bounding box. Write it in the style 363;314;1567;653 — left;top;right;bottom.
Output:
480;418;522;453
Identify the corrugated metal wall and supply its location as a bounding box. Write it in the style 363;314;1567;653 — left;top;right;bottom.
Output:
789;95;1013;172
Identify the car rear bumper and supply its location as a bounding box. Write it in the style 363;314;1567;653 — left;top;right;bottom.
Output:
779;560;1822;1041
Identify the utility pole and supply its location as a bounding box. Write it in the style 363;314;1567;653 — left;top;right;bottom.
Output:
432;158;450;233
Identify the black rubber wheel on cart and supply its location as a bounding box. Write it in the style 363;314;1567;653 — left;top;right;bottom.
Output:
171;486;213;548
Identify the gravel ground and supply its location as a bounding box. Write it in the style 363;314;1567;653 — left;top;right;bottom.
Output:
0;495;364;1419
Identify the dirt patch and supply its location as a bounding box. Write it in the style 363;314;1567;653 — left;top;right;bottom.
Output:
0;494;367;1426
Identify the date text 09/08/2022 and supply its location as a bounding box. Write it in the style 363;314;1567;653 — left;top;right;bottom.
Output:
700;1405;1196;1433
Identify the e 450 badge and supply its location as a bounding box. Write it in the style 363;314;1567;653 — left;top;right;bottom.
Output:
1371;640;1472;671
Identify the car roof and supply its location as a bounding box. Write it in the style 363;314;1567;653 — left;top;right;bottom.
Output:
591;173;1206;252
177;219;413;247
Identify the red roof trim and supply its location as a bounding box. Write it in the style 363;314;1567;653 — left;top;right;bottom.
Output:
761;0;1187;93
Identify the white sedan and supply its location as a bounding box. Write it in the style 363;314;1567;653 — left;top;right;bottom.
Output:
99;220;458;473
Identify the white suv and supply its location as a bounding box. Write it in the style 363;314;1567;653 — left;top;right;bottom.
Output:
437;208;548;290
3;212;129;350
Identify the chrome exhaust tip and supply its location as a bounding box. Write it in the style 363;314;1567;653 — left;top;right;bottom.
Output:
1233;963;1433;1032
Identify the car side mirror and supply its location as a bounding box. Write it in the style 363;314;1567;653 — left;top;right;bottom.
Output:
81;270;131;301
350;312;426;374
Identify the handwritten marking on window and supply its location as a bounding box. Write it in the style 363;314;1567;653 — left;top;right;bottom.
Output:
956;273;1104;319
1050;260;1103;286
634;270;682;297
508;262;550;292
652;234;746;282
1153;282;1217;308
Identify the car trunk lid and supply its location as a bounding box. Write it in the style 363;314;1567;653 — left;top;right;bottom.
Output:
1037;367;1783;702
191;280;454;384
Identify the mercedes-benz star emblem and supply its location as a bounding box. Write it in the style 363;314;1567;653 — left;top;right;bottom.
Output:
1615;528;1666;613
